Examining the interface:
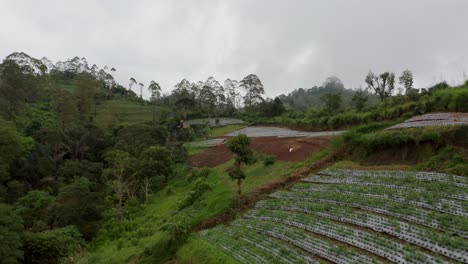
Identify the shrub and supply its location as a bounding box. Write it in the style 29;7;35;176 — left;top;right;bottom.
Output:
179;178;211;209
263;155;277;166
186;167;210;182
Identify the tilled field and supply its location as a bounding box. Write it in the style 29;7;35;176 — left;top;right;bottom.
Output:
199;169;468;263
226;126;345;137
387;112;468;129
189;137;330;167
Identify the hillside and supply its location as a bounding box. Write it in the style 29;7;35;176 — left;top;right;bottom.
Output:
178;124;468;263
1;51;467;264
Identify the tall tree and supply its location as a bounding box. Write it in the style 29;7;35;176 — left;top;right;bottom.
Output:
351;89;368;111
0;60;29;119
320;93;342;115
174;79;196;118
204;77;225;109
227;134;255;199
224;78;240;109
399;69;414;95
135;146;172;200
323;76;345;91
198;85;217;112
148;81;161;125
173;79;191;96
102;149;135;220
138;82;144;99
365;71;395;101
129;77;137;92
240;74;265;108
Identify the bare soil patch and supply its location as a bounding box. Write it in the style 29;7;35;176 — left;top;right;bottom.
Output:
189;136;330;167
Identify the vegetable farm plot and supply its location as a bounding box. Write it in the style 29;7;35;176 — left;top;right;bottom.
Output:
198;169;468;263
387;112;468;129
226;126;345;138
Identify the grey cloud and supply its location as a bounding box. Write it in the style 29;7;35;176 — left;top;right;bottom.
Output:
1;0;467;98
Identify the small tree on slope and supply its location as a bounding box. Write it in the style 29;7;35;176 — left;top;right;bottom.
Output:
227;134;255;199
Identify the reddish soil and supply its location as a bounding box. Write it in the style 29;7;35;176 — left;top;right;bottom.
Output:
189;136;330;167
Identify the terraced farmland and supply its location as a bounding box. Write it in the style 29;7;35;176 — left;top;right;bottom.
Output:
198;169;468;263
387;112;468;129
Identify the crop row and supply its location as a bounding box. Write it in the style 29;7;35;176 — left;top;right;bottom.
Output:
295;181;467;201
290;186;467;217
255;199;468;262
302;175;468;200
200;225;317;264
233;219;383;264
269;191;468;238
245;209;447;263
317;169;467;187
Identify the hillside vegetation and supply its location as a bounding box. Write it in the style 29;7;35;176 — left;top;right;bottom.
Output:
0;52;467;264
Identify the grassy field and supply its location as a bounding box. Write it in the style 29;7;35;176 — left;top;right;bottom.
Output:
95;99;155;127
208;124;247;137
81;156;304;263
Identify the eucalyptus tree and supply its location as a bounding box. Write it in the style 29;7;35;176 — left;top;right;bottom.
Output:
240;74;265;108
138;82;144;99
365;71;395;101
148;80;161;125
224;78;240;109
399;70;413;94
205;77;225;109
129;77;137;92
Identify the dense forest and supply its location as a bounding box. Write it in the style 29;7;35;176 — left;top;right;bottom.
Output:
1;52;467;263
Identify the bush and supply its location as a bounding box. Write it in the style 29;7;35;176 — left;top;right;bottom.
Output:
186;167;210;182
263;155;277;166
179;177;211;209
23;225;84;264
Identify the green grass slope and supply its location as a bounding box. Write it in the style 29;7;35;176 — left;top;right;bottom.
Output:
95;100;155;127
80;157;305;263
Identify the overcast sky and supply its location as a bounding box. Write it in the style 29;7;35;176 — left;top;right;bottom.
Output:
1;0;468;97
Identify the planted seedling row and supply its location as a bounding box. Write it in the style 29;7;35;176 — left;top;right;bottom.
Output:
200;228;269;263
233;219;384;264
269;191;468;238
245;209;445;264
290;188;467;217
223;223;318;264
295;181;468;201
254;200;468;262
317;169;467;187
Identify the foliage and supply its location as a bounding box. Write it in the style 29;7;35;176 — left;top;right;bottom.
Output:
399;69;413;94
365;71;395;101
0;118;32;184
227;134;255;197
240;74;265;108
0;204;23;264
23;226;84;264
263;155;277;166
351;89;368;111
51;177;103;239
320;92;342;115
14;191;54;231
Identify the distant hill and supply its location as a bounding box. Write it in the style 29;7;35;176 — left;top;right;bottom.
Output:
279;86;379;111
